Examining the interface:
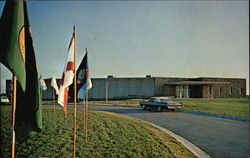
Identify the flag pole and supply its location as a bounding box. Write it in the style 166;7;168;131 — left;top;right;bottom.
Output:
53;85;55;116
84;96;87;142
10;75;17;158
52;72;55;116
86;83;89;143
84;95;87;142
73;26;77;158
85;48;89;143
83;96;85;140
83;48;87;143
0;64;2;95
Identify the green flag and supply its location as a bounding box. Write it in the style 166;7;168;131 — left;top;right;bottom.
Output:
0;1;26;91
0;1;42;141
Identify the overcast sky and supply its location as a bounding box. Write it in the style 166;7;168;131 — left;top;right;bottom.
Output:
0;1;249;94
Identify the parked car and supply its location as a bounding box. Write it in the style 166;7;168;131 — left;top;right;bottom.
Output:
139;97;183;111
0;96;10;105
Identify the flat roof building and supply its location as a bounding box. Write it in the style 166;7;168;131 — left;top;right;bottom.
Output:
6;76;246;100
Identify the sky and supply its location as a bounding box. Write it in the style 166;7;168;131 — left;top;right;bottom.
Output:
0;1;249;94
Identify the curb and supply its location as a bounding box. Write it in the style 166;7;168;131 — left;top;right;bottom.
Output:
131;117;212;158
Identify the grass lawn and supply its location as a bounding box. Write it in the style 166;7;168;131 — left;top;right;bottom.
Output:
43;98;249;118
42;99;146;106
173;98;249;119
0;106;195;158
87;98;249;119
90;99;146;106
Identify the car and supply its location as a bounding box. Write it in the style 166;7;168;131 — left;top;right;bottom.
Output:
139;97;183;111
0;96;10;105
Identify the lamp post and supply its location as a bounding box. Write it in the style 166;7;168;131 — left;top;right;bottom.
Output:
105;81;109;102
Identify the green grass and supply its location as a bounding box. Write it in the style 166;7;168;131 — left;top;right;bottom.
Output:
0;106;195;158
43;98;249;118
42;99;146;106
44;98;249;118
90;99;146;106
90;98;249;119
87;98;249;119
173;98;249;118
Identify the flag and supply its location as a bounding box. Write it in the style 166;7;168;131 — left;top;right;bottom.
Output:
69;52;92;99
76;52;92;99
39;75;47;91
58;32;75;113
0;1;43;141
0;0;26;91
51;72;59;95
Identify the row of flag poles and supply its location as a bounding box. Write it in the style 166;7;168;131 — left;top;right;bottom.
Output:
0;1;92;158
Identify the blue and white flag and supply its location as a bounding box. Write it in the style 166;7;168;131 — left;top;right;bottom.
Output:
76;52;92;99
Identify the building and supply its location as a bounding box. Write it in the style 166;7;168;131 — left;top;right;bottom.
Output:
6;76;246;100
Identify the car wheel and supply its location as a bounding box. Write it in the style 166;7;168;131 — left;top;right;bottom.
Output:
157;106;162;112
141;105;146;110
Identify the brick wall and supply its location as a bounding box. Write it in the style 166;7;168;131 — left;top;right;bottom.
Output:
196;78;246;98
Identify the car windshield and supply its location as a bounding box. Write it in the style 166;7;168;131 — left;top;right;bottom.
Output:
1;96;8;99
161;99;171;103
149;98;154;102
149;98;161;102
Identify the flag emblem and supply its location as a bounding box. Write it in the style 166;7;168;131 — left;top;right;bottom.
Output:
77;68;88;84
18;26;25;62
18;26;32;63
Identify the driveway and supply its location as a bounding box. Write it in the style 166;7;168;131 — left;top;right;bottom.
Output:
88;105;249;158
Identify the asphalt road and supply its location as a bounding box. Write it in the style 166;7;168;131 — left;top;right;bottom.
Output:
86;105;249;158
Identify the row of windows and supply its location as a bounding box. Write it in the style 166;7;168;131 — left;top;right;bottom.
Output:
212;87;243;95
183;86;244;95
176;86;244;95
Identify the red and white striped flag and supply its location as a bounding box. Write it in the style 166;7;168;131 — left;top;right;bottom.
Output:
58;32;75;114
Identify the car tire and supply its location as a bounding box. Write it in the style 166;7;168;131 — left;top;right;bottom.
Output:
157;106;162;112
142;105;146;110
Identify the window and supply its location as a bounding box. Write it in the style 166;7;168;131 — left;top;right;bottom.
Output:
161;99;171;103
208;87;212;95
176;86;184;98
175;86;179;97
180;86;184;98
155;98;161;102
229;87;233;95
218;87;222;95
149;98;155;102
239;88;243;95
